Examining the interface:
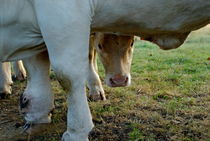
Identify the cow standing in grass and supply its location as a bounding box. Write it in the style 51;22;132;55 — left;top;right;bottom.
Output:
0;0;210;140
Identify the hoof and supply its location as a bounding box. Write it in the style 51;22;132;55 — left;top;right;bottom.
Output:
49;108;55;115
62;131;89;141
0;92;10;99
89;92;106;101
12;74;26;82
12;75;17;81
22;122;32;134
88;85;106;101
22;122;51;135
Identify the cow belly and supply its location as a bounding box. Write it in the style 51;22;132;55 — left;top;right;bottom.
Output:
91;0;210;49
0;43;46;62
0;27;45;62
92;0;210;34
0;0;45;61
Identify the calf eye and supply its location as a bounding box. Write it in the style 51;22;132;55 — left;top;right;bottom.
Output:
98;44;103;50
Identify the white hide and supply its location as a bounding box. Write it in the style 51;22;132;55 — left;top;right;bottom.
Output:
21;51;54;124
0;0;210;140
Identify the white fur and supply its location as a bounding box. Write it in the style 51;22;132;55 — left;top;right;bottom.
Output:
21;51;54;124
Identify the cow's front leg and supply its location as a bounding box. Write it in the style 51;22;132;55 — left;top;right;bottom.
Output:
48;41;93;141
21;51;54;129
35;1;94;140
48;36;93;141
87;35;106;101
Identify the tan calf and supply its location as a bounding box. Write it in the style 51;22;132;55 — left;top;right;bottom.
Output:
87;33;134;100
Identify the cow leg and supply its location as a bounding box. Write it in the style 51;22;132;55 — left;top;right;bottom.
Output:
87;35;106;101
12;60;27;81
48;36;93;141
34;1;94;140
48;40;93;141
21;51;54;127
0;62;13;99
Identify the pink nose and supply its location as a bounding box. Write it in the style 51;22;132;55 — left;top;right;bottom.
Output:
110;74;128;87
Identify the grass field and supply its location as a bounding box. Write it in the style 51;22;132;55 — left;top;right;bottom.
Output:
0;26;209;141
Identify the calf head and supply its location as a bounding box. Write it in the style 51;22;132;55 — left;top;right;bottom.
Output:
95;33;134;87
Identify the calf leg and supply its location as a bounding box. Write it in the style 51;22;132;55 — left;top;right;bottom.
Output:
0;62;13;98
12;60;27;81
21;51;54;125
87;35;106;101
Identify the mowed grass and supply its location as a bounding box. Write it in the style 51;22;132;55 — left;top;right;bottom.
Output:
89;27;210;141
8;26;209;141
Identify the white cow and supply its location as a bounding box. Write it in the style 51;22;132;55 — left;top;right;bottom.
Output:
0;61;26;98
1;0;210;140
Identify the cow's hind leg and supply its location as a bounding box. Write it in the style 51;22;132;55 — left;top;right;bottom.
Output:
21;51;54;130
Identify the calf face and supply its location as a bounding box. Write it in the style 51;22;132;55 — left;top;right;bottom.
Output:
95;33;134;87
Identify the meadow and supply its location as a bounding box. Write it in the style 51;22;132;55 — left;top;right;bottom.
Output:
0;26;209;141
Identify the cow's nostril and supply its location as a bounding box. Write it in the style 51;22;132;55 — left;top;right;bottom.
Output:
109;75;129;87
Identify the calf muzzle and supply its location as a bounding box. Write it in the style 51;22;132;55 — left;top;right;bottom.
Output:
109;74;129;87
